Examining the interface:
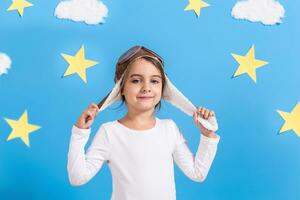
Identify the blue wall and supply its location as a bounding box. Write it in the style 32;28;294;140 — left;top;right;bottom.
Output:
0;0;299;199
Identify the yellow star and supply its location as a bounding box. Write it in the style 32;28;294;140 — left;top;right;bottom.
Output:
61;45;98;83
231;45;268;83
277;103;300;137
7;0;33;17
184;0;209;17
4;110;41;147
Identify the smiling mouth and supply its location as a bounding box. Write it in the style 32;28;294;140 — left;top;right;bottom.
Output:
137;97;153;99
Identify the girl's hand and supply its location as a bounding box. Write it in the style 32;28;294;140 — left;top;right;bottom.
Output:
75;103;100;129
192;107;217;138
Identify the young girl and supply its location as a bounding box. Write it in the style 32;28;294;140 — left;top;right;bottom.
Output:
67;46;220;200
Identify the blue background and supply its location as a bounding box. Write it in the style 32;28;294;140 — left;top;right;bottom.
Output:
0;0;299;199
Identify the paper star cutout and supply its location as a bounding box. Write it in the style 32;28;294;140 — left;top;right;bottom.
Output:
4;110;41;147
277;103;300;137
231;45;268;83
184;0;209;17
7;0;33;17
61;45;98;83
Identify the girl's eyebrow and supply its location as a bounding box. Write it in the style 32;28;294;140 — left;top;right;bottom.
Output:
130;74;162;79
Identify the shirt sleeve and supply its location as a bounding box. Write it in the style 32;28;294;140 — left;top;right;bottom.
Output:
67;125;110;186
171;120;220;182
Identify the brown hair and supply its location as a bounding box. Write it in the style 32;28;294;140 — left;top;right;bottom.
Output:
97;47;166;111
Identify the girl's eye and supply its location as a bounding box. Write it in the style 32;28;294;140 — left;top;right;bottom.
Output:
131;79;160;84
131;79;140;83
151;80;160;84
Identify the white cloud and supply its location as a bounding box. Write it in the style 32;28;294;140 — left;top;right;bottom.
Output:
54;0;108;25
0;53;11;76
231;0;285;25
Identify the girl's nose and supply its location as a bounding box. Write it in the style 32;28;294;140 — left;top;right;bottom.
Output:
141;83;151;93
141;88;151;93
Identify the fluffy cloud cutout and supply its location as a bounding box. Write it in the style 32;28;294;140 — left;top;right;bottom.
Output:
0;53;11;76
54;0;108;25
231;0;285;25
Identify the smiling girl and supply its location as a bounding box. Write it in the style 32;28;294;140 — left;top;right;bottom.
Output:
67;46;220;200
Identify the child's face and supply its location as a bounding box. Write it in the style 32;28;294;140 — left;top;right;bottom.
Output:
122;58;163;113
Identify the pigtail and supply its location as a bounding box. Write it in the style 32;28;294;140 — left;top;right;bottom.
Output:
97;92;111;110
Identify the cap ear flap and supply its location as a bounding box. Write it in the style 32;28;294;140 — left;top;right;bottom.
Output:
99;74;125;112
162;74;218;132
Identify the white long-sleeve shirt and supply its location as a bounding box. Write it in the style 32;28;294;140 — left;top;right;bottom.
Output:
67;117;220;200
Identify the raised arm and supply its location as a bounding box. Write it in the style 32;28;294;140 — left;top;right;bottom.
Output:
172;133;219;182
67;103;110;186
172;106;220;182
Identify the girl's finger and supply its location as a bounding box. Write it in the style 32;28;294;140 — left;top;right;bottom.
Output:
200;109;205;119
204;109;210;119
89;103;97;111
196;108;201;114
193;112;198;123
86;110;94;119
201;108;205;117
91;103;100;112
85;110;91;116
83;110;90;117
90;108;98;116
